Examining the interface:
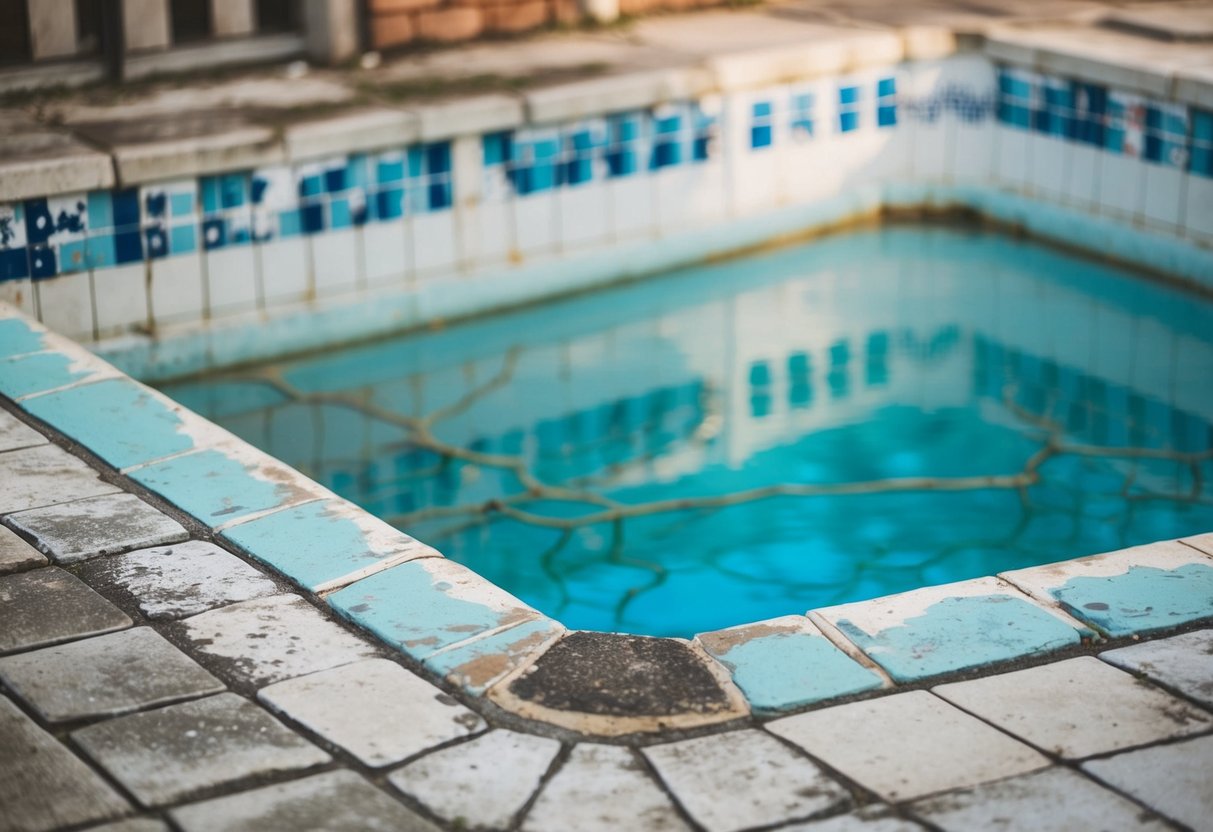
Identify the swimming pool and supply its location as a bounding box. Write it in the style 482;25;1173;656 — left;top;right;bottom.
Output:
162;225;1213;637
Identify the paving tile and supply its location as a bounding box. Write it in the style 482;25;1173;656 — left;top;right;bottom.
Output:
329;558;539;661
425;616;565;695
644;729;849;832
6;493;188;564
522;743;691;832
0;524;46;574
933;656;1211;759
781;810;924;832
175;594;379;687
0;566;130;654
78;540;280;619
1100;629;1213;708
0;695;130;831
768;691;1049;802
0;352;121;401
72;692;331;807
222;498;436;593
1001;539;1213;637
388;730;561;830
86;820;172;832
696;616;884;714
0;408;44;452
813;577;1085;683
258;658;484;767
1083;735;1213;832
910;766;1171;831
0;627;224;723
0;444;120;515
171;770;440;832
129;443;326;529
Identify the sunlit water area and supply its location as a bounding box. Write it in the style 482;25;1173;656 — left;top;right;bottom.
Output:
162;225;1213;637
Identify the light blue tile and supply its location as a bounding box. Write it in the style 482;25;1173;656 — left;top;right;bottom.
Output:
425;616;563;695
0;352;99;398
169;224;197;254
86;191;113;230
1049;563;1213;637
23;378;196;468
0;317;50;357
222;498;423;591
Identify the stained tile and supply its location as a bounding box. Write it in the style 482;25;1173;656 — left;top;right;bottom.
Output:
389;730;561;831
72;693;330;807
697;616;883;714
781;810;924;832
175;594;378;687
79;539;279;619
0;566;130;654
1082;735;1213;832
933;656;1211;759
0;409;44;451
258;659;484;768
814;577;1085;682
1100;628;1213;708
0;444;120;515
643;729;849;832
6;492;187;564
0;627;223;723
768;691;1049;802
171;770;440;832
1001;539;1213;637
424;616;564;695
221;498;435;593
0;524;46;575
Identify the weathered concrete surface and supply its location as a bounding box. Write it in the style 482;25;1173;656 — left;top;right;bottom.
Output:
493;631;748;735
0;410;45;453
0;129;115;202
0;627;224;723
0;524;46;575
6;493;188;564
71;693;331;807
0;567;130;655
0;695;130;832
1100;628;1213;708
1082;735;1213;832
0;444;120;515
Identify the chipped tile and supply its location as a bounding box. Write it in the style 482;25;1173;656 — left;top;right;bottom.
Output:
0;351;121;400
0;627;223;723
258;658;483;767
78;540;280;619
425;616;564;695
696;616;883;714
814;577;1085;682
0;695;129;830
389;730;561;830
768;691;1049;802
0;443;120;515
0;408;44;452
643;729;849;832
1082;735;1213;832
222;498;435;593
0;524;46;575
522;744;691;832
171;770;440;832
1100;628;1213;708
174;594;378;687
1001;539;1213;637
72;693;330;807
910;767;1172;831
0;315;52;357
0;566;130;654
933;656;1211;759
6;492;187;564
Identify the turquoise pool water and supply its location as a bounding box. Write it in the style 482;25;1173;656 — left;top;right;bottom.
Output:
163;226;1213;637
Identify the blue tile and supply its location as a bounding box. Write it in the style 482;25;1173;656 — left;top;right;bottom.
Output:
87;191;113;229
143;189;168;220
751;125;773;149
112;188;140;229
483;131;512;167
839;85;860;106
0;317;49;356
219;174;247;209
86;234;116;268
877;77;896;97
29;247;56;279
0;351;100;398
324;166;347;194
300;203;324;235
145;226;169;259
202;218;227;250
376;156;406;184
425;617;563;695
426;142;451;174
1049;563;1213;637
839;111;859;133
169;223;197;254
169;191;195;217
330;198;353;229
24;199;54;245
114;229;143;264
58;239;89;273
278;209;304;237
0;247;29;281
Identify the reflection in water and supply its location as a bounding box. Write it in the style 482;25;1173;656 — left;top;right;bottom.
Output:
163;227;1213;637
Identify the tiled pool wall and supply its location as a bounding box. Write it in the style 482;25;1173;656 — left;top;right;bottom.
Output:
1;49;1211;382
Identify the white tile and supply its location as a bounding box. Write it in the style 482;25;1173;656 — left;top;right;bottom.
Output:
204;246;257;317
1082;735;1213;832
656;162;728;234
1097;153;1143;221
1063;143;1102;210
512;191;558;257
1025;134;1067;202
1099;629;1213;709
462;200;513;269
1141;163;1184;230
1184;174;1213;243
952;118;995;184
361;218;409;287
0;279;38;319
608;175;655;242
93;263;149;337
310;227;359;297
559;182;611;250
256;236;310;307
933;657;1211;759
993;125;1031;193
411;211;458;276
36;271;95;340
149;252;204;326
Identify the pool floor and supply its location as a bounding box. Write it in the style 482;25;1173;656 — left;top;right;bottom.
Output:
163;226;1213;637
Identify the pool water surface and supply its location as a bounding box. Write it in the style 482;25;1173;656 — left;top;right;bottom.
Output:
163;226;1213;637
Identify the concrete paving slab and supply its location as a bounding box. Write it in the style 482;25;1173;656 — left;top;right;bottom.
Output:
781;810;925;832
0;409;45;452
78;540;280;619
0;444;121;515
1083;735;1213;832
258;658;484;767
933;656;1212;759
175;594;379;687
0;566;130;655
909;766;1172;831
767;691;1049;802
6;493;188;564
522;743;691;832
1100;629;1213;708
0;524;46;575
0;627;224;723
86;820;172;832
72;693;330;807
643;729;849;832
0;129;115;202
388;730;561;831
0;696;129;832
171;770;440;832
